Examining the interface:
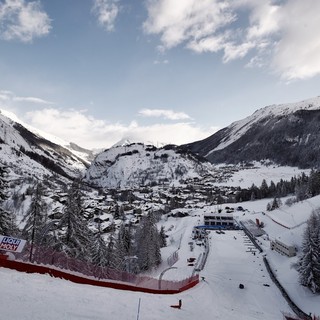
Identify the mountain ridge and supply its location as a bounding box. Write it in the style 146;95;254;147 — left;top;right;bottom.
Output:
185;96;320;168
0;109;89;181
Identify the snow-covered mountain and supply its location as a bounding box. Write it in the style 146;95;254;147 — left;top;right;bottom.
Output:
85;143;214;188
2;103;320;320
0;109;91;180
185;96;320;168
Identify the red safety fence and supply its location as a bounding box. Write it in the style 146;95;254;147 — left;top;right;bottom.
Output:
0;245;199;294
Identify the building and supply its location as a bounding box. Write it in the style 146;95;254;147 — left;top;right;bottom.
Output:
203;210;234;229
241;219;266;237
270;239;296;257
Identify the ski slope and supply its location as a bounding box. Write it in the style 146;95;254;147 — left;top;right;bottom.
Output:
1;195;320;319
0;231;291;320
0;235;290;320
200;231;291;319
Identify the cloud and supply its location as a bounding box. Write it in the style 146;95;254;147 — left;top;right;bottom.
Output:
153;59;169;65
13;96;53;104
0;90;12;101
143;0;320;80
23;108;213;149
143;0;275;62
139;108;191;120
143;0;284;66
92;0;119;31
143;0;236;50
271;0;320;80
0;0;51;42
0;90;52;105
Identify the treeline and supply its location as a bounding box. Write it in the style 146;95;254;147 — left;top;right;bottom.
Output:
235;169;320;203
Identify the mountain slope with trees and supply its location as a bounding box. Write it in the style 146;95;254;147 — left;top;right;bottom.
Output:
185;97;320;168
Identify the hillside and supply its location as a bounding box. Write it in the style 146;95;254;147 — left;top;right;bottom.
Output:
85;143;213;188
0;108;91;181
185;97;320;168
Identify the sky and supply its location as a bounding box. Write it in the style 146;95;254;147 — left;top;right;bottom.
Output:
0;0;320;149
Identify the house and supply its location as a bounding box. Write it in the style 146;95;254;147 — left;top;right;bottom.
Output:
270;239;296;257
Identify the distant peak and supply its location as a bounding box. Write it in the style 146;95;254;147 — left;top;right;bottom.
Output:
112;137;135;148
112;136;163;148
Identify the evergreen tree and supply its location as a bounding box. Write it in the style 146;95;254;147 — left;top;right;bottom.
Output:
308;170;320;197
135;213;161;272
271;197;282;210
159;225;167;248
269;180;276;197
58;180;94;261
22;183;48;261
266;197;282;211
90;225;109;268
0;165;17;236
260;179;269;198
250;184;260;200
290;176;297;194
301;172;309;184
114;223;133;271
0;208;16;236
105;232;117;269
278;179;287;197
298;210;320;293
295;184;308;202
0;165;8;204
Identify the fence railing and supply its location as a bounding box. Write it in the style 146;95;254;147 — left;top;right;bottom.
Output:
167;250;179;267
3;244;198;294
263;257;312;320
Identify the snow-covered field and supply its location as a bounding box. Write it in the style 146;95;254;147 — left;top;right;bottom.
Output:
1;194;320;319
214;163;310;188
